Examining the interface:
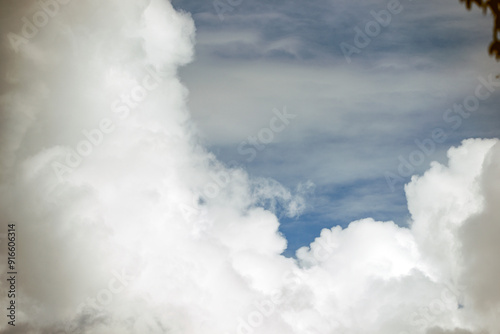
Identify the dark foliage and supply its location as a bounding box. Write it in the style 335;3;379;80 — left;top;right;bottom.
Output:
460;0;500;60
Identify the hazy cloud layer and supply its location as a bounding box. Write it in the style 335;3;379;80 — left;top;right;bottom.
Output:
171;0;500;244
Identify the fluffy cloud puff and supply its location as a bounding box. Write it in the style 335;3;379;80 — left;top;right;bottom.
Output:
0;1;498;333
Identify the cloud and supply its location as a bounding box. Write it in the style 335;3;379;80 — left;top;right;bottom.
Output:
0;1;499;334
459;140;500;325
426;328;478;334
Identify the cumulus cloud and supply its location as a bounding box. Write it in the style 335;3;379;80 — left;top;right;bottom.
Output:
0;1;499;334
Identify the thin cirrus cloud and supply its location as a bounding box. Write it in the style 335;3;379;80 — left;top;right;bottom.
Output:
0;0;499;334
172;0;500;251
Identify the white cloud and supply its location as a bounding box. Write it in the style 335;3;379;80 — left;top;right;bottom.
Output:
0;1;499;334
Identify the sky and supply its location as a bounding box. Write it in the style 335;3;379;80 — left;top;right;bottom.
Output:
170;0;500;254
0;0;500;333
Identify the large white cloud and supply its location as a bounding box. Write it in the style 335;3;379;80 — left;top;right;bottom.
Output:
0;1;498;334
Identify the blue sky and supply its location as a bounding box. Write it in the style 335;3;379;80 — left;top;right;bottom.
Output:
171;0;500;256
